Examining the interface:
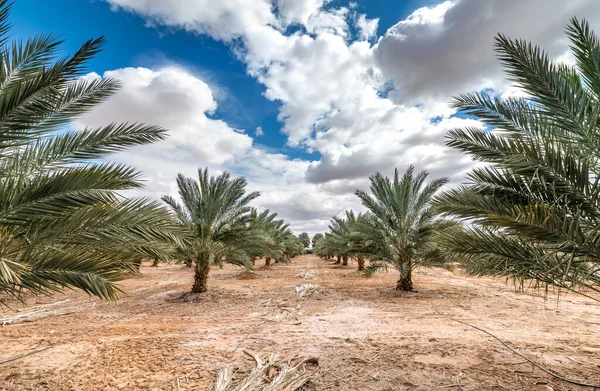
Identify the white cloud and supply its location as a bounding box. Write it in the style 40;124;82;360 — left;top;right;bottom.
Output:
355;14;379;41
255;126;264;137
77;67;253;166
276;0;325;27
374;0;600;103
105;0;275;41
98;0;598;234
76;65;354;235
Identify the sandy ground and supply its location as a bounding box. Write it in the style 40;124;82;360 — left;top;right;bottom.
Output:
1;255;599;391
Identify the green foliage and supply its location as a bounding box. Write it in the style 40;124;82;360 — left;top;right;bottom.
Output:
0;1;179;302
163;168;265;292
435;18;600;297
311;233;324;248
356;166;454;290
298;232;310;248
314;211;381;270
248;208;301;263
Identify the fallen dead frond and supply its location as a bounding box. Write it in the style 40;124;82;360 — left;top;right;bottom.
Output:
210;365;234;391
208;351;319;391
1;299;74;326
262;299;299;323
295;284;318;299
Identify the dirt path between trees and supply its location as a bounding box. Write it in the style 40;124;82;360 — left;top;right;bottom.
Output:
1;255;599;390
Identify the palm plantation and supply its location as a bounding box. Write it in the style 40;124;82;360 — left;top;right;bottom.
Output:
0;0;179;302
435;18;600;297
3;2;600;388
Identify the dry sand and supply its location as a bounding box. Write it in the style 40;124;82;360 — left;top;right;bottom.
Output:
1;255;599;390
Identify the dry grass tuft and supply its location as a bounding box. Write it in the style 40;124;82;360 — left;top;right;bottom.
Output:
208;351;319;391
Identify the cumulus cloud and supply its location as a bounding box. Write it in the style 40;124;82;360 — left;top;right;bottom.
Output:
255;126;264;137
75;65;352;234
374;0;600;103
77;67;253;166
105;0;275;41
98;0;594;233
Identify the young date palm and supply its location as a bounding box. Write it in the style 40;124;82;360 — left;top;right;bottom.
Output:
434;18;600;296
162;168;261;293
0;1;179;302
356;166;452;291
316;211;378;270
327;214;353;266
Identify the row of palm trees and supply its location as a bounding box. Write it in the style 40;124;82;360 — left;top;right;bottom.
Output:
2;0;599;303
0;0;304;302
315;17;600;297
164;169;305;293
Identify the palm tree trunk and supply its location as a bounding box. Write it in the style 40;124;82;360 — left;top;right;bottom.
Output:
152;258;159;267
342;256;348;266
357;257;365;271
335;255;341;264
192;263;210;293
396;259;413;291
265;257;272;266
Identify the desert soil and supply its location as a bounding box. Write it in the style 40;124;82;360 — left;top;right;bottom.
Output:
1;255;599;391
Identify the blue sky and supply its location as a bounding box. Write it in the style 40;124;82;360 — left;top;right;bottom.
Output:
12;0;428;161
12;0;597;234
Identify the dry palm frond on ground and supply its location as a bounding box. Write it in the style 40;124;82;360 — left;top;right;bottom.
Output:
295;284;319;299
208;351;319;391
262;299;299;323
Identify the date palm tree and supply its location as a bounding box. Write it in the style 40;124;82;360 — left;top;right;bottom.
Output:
311;233;324;248
0;0;179;302
298;232;310;249
327;214;352;265
434;18;600;297
356;166;453;291
315;211;376;270
283;233;305;260
162;168;262;293
248;208;292;266
346;212;380;272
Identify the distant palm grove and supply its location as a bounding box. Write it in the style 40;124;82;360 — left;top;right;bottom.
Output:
1;0;600;304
